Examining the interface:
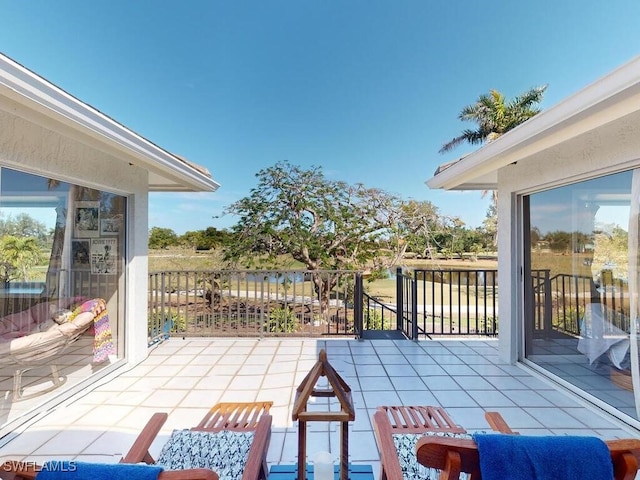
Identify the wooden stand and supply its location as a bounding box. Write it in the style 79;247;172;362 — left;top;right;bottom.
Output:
291;350;355;480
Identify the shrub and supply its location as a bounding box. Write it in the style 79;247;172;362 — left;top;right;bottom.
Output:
268;307;298;333
365;309;383;330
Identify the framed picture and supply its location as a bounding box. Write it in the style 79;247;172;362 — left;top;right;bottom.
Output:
90;238;118;275
74;201;100;238
71;240;91;269
100;217;121;235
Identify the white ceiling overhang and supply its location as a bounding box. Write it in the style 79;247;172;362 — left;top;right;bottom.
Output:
0;54;220;193
427;56;640;191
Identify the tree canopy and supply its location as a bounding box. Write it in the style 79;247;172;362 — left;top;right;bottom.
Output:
146;163;497;264
0;213;49;243
148;227;179;250
223;160;403;273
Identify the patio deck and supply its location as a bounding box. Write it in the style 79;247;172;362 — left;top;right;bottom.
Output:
0;337;637;478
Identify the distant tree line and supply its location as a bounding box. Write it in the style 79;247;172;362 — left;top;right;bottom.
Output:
149;219;496;260
148;226;234;251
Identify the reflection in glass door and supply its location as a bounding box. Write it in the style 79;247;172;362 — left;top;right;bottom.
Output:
525;169;639;421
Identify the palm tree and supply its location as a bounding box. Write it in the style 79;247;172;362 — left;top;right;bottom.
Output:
439;85;547;243
0;235;43;283
439;85;547;153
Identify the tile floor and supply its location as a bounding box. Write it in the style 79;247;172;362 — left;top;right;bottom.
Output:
0;337;638;479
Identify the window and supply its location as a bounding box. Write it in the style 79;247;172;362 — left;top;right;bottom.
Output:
0;167;125;424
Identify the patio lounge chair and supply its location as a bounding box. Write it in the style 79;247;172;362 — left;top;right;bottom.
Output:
414;432;640;480
0;298;106;401
122;401;273;480
0;401;273;480
372;405;514;480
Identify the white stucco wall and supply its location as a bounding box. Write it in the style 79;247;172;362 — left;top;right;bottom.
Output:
495;109;640;363
0;94;150;366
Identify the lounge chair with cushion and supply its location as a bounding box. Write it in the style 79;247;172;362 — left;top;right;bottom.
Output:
123;401;273;480
415;431;640;480
372;405;513;480
0;401;273;480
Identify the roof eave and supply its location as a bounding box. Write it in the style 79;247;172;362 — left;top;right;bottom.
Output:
0;53;219;192
428;55;640;191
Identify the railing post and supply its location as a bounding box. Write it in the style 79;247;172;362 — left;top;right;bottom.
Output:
411;272;418;340
354;273;363;339
396;267;403;331
543;270;552;338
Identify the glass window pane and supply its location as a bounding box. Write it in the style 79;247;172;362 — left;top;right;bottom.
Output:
526;170;637;420
0;167;125;426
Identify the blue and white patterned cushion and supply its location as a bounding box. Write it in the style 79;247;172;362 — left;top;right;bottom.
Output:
156;429;255;480
392;431;473;480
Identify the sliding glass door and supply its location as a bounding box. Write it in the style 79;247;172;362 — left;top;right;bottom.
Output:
0;167;126;429
525;169;640;420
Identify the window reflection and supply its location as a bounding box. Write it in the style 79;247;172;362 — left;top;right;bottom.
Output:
526;170;638;420
0;168;125;428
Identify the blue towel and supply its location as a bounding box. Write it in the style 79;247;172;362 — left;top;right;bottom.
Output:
472;433;613;480
37;461;163;480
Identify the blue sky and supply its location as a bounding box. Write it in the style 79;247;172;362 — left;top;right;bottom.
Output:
1;1;640;234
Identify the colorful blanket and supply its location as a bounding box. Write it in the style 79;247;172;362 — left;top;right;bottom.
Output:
69;298;115;363
38;461;163;480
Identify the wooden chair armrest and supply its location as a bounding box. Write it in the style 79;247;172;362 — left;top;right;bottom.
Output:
241;413;272;480
121;412;169;464
415;436;480;480
372;410;405;480
607;439;640;480
484;411;515;433
0;462;38;480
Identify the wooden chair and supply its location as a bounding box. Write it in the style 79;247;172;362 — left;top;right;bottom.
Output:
372;405;514;480
123;401;273;480
415;435;640;480
0;401;273;480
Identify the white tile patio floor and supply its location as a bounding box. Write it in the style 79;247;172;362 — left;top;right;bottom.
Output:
0;337;638;478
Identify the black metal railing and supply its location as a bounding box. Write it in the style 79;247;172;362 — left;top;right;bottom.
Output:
362;292;400;332
397;268;498;338
151;266;622;342
531;270;629;338
148;270;363;343
396;268;417;339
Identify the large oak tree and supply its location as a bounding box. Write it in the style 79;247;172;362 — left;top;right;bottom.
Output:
223;161;403;311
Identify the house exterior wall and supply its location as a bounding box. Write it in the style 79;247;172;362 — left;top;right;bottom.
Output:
496;109;640;363
0;94;150;366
